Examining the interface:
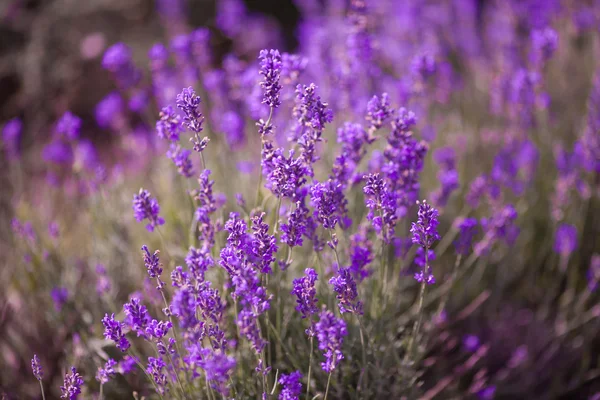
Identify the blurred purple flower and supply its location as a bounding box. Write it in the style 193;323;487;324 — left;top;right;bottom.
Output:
455;217;478;255
291;268;319;320
553;223;578;257
102;43;141;89
156;105;183;141
166;144;194;178
96;359;117;384
51;287;69;311
315;307;347;373
132;189;165;232
2;118;22;160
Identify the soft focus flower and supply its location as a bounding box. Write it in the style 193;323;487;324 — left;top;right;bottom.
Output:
167;144;194;178
329;267;363;315
315;307;347;373
156;106;183;141
102;43;141;89
2;118;22;160
554;223;578;257
146;357;168;394
96;359;117;384
31;354;43;381
455;218;478;255
51;287;69;311
133;189;165;232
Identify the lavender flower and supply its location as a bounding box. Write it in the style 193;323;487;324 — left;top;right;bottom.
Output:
267;149;308;199
101;43;141;90
531;27;559;64
281;53;307;84
475;205;519;256
348;229;373;281
588;255;600;291
281;201;309;247
176;86;205;134
315;308;347;373
55;111;82;141
554;223;578;257
96;359;117;384
455;218;478;255
294;84;333;164
291;268;319;319
310;180;346;230
60;367;84;400
250;212;278;274
2;118;22;160
133;189;165;232
199;349;236;396
278;371;303;400
410;200;440;249
142;245;163;280
363;173;398;243
259;49;283;108
147;357;168;394
366;93;393;133
237;309;266;353
156;106;183;141
185;246;213;280
102;313;130;352
95;92;124;129
167;144;194;178
123;297;150;337
329;267;363;315
51;287;69;311
32;354;43;381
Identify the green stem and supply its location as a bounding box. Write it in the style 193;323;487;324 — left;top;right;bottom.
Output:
437;253;462;317
324;372;332;400
273;198;282;235
38;380;46;400
406;246;429;361
306;336;314;400
129;351;165;400
99;384;103;400
328;229;341;267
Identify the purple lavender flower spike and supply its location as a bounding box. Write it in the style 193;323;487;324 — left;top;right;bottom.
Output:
366;93;393;133
411;200;440;249
474;205;518;256
32;354;43;380
238;309;267;353
102;313;130;352
250;212;278;274
281;53;307;85
315;307;347;373
167;144;194;178
455;217;478;256
133;189;165;232
147;357;168;395
123;297;150;337
55;111;82;141
363;173;398;243
554;223;578;257
96;359;117;384
281;202;309;248
531;27;558;65
2;118;22;160
259;49;283;109
291;268;319;319
101;43;141;90
156;106;183;141
279;371;303;400
199;349;236;397
60;367;84;399
95;92;124;129
329;267;363;315
142;245;164;288
310;180;346;231
51;287;69;311
176;86;205;134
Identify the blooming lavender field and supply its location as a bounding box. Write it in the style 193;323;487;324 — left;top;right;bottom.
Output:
1;0;600;399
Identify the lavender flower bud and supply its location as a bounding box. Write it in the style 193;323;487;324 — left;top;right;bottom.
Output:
315;307;347;373
259;49;283;108
278;371;303;400
31;354;43;381
60;367;84;399
133;189;165;232
329;267;363;315
102;313;130;352
291;268;319;319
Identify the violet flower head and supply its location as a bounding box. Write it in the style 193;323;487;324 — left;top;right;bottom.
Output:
291;268;319;319
2;118;22;160
281;201;309;248
294;83;333;134
588;255;600;291
96;359;117;384
176;86;205;134
310;180;346;230
171;287;199;329
146;357;168;395
51;287;69;311
167;144;194;178
237;309;267;353
329;267;363;315
199;349;236;396
411;200;440;249
348;229;374;281
475;205;519;256
101;43;141;89
259;49;283;108
411;51;437;81
363;173;398;243
32;354;43;381
102;313;130;352
123;297;150;337
133;189;165;232
60;367;84;400
95;92;124;129
55;111;82;141
142;245;164;284
366;93;393;132
156;106;183;141
531;27;559;63
315;308;347;373
455;217;478;256
250;212;278;274
267;149;308;199
278;371;303;400
281;52;307;84
554;223;578;257
186;246;213;280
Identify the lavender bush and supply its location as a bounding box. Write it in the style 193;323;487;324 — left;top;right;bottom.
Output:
1;0;600;399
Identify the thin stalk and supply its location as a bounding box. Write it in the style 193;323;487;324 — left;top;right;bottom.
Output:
38;380;46;400
358;316;368;391
273;197;282;235
200;151;206;170
306;336;314;400
129;351;165;400
324;372;332;400
406;246;429;361
255;107;274;208
164;346;187;398
328;229;341;267
99;384;103;400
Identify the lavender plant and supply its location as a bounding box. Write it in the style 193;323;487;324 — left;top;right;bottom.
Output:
2;1;600;399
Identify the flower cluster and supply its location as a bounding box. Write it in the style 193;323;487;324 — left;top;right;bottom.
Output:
315;308;347;373
133;189;165;232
